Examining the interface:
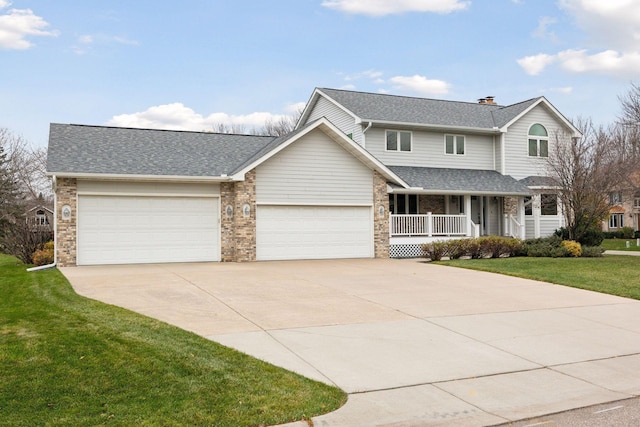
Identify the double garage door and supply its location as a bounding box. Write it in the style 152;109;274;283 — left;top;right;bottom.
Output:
77;196;372;265
256;205;373;261
77;195;219;265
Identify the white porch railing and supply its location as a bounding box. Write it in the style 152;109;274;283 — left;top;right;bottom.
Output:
504;214;525;239
390;213;468;237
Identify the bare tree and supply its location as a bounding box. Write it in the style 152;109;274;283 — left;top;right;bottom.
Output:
209;108;303;137
546;118;635;242
619;82;640;127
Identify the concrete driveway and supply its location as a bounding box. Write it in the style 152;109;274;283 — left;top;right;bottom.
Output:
61;259;640;426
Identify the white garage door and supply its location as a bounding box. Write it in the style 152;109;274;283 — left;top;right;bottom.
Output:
78;196;219;265
256;205;372;261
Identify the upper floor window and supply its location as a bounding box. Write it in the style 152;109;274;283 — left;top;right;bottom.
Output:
386;130;411;152
445;135;465;155
528;123;548;157
634;193;640;208
610;191;623;205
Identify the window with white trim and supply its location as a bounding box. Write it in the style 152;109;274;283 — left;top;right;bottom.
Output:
445;134;465;155
609;213;624;229
634;193;640;208
386;130;411;152
528;123;548;157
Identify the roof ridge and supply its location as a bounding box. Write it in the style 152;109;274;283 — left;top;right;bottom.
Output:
319;87;503;107
53;123;276;139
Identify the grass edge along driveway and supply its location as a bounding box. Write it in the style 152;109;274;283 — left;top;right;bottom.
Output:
438;255;640;300
0;255;346;427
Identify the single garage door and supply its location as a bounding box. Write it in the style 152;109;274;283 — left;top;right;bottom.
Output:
256;205;372;261
78;196;219;265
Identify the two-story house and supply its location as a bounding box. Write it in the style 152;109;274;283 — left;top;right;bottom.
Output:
46;87;580;266
297;88;581;257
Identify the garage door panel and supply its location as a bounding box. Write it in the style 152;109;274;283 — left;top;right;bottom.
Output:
78;195;219;265
257;206;372;261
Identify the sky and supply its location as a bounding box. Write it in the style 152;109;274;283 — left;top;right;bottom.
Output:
2;0;640;148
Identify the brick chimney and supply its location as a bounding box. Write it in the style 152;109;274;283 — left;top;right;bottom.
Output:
478;96;495;105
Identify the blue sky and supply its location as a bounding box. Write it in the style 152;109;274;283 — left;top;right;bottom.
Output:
2;0;639;148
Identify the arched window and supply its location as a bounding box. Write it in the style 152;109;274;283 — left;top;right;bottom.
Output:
528;124;548;157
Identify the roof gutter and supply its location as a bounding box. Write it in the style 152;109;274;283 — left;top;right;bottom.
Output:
361;119;502;135
46;172;235;182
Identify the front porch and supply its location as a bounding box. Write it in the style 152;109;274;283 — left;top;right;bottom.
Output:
388;193;526;258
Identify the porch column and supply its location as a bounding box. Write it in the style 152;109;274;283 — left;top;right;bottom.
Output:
517;196;526;239
464;195;472;237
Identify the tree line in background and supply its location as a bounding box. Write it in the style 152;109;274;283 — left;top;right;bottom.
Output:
0;129;52;263
548;83;640;244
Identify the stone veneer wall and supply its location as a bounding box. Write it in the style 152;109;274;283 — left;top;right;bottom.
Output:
503;196;518;216
373;171;389;258
55;177;77;267
220;169;257;262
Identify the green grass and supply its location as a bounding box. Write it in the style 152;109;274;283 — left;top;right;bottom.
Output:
0;255;346;426
437;255;640;300
601;238;640;251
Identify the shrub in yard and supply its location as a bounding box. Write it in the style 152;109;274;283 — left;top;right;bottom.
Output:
581;246;605;257
477;236;522;258
421;241;449;261
519;235;569;257
622;227;635;239
446;239;469;259
561;240;582;257
465;238;484;259
32;241;54;266
556;226;604;247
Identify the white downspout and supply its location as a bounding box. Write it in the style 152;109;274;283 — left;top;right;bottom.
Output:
362;121;372;148
27;175;57;272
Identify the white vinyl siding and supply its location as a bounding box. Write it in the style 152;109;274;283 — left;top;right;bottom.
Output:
366;128;494;169
306;96;364;145
77;195;219;265
503;105;569;180
256;129;373;205
256;206;372;260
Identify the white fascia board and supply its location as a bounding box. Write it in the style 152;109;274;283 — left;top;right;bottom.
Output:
232;117;409;188
364;119;501;135
46;172;231;183
499;97;582;137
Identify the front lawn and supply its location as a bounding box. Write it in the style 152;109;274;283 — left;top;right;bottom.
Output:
0;255;346;426
601;238;640;251
437;255;640;300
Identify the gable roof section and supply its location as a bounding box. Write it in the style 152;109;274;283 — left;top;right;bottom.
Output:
299;88;581;137
388;166;531;196
231;117;408;186
47;123;274;179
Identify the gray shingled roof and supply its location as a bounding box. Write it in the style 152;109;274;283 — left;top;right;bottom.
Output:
317;88;541;130
519;175;558;187
389;166;532;195
47;124;275;177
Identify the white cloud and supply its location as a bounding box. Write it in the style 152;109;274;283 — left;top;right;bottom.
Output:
72;33;139;55
557;49;640;76
559;0;640;50
107;102;301;132
519;0;640;78
0;6;58;49
321;0;470;16
388;75;451;96
532;16;558;41
517;53;556;75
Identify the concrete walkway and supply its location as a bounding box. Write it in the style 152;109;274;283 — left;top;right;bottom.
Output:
61;259;640;426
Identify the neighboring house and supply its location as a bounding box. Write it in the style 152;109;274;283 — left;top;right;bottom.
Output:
297;88;581;256
25;205;54;231
602;187;640;233
46;88;581;266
